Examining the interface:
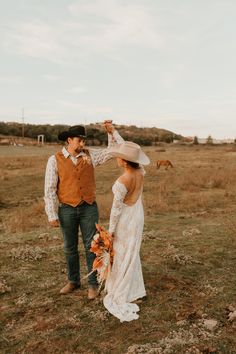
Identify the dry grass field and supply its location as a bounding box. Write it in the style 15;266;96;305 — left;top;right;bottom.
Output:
0;143;236;354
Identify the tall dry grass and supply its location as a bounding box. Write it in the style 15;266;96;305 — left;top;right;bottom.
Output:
1;144;236;232
3;200;47;234
143;160;236;214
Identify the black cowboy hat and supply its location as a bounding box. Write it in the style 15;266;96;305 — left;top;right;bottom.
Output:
58;125;87;141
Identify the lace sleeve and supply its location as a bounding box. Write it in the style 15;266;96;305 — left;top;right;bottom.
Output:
108;181;128;234
89;130;125;167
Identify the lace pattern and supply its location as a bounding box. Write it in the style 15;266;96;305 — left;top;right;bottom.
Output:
104;180;146;322
108;181;127;234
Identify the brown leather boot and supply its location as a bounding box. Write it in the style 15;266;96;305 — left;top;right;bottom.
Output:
88;286;99;300
59;282;80;295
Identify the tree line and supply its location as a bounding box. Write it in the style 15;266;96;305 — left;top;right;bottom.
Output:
0;122;182;146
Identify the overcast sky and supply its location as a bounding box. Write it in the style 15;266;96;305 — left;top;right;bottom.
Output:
0;0;235;138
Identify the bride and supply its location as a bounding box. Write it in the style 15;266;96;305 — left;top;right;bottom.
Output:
103;141;150;322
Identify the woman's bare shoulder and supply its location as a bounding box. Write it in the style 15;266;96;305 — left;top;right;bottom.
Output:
117;173;132;189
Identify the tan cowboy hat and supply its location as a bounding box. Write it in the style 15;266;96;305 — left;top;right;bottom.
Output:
108;141;150;165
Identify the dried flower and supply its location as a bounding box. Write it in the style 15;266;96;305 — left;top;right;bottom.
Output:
89;224;114;288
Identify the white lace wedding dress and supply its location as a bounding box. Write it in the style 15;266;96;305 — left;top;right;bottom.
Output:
103;180;146;322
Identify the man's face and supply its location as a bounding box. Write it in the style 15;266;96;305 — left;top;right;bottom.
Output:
68;136;85;153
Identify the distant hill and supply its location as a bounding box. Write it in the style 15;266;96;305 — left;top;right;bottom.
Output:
0;121;183;146
91;123;183;145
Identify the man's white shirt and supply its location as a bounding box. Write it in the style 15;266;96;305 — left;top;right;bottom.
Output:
44;130;124;222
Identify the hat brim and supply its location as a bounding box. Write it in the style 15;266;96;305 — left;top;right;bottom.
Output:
108;148;150;165
58;131;87;141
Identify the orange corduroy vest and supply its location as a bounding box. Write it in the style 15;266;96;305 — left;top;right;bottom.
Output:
55;151;96;207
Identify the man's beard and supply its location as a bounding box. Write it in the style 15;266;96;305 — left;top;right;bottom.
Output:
75;146;84;154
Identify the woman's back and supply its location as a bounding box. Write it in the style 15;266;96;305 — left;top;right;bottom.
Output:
118;168;144;206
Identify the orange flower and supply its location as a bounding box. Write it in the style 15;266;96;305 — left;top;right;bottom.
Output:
89;223;114;287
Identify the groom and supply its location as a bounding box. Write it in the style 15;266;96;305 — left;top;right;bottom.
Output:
44;121;124;298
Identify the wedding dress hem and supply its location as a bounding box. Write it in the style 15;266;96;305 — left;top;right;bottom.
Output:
103;290;147;323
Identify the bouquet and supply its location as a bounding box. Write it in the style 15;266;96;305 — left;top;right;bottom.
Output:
90;224;114;288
